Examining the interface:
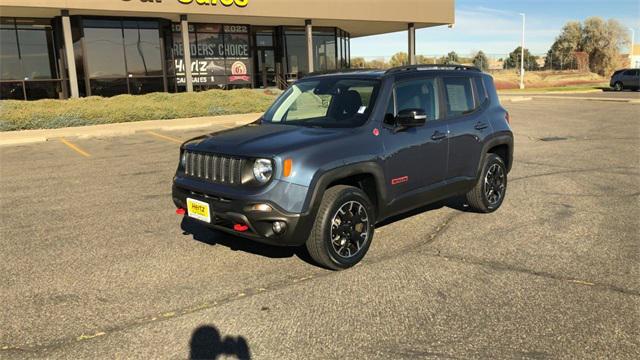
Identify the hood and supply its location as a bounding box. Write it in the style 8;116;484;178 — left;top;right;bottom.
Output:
184;122;356;157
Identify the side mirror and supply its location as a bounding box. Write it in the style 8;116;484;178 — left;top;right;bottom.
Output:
396;109;427;128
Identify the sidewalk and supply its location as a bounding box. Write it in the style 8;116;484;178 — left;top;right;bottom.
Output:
0;112;262;146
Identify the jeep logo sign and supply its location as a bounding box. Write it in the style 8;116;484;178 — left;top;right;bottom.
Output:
122;0;249;7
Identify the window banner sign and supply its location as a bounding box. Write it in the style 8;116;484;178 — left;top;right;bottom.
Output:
172;23;251;86
227;59;251;83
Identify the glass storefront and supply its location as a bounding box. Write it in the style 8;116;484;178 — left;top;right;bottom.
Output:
81;18;167;97
0;18;62;100
170;23;252;91
0;16;351;99
280;27;350;84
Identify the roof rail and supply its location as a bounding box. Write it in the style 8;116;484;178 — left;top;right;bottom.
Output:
385;64;482;74
304;68;382;77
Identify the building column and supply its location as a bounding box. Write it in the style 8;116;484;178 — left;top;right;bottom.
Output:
61;10;79;98
408;23;416;65
180;15;193;92
305;19;314;73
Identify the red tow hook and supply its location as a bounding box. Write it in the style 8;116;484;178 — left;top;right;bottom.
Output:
176;208;186;215
233;224;249;232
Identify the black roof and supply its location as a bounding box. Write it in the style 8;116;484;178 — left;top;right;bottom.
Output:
303;64;483;81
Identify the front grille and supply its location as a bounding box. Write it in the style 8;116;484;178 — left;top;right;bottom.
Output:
184;151;246;185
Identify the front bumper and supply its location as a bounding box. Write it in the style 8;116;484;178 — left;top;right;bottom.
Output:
172;183;312;246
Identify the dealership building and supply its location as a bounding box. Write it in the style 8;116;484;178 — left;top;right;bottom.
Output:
0;0;454;100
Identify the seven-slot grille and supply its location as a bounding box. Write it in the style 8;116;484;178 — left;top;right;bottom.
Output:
184;151;246;185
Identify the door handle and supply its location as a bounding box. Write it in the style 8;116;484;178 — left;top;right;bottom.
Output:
431;131;447;140
474;122;489;130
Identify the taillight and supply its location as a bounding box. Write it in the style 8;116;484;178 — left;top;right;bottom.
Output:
505;112;511;124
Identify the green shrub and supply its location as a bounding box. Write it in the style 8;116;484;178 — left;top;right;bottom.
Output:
0;89;277;131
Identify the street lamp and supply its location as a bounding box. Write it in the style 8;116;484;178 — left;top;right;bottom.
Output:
520;13;525;90
630;28;635;66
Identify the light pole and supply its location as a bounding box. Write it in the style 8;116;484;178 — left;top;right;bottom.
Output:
520;13;525;89
630;28;635;67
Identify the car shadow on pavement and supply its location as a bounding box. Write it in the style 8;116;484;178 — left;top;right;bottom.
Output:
189;325;251;360
181;218;316;265
376;196;473;228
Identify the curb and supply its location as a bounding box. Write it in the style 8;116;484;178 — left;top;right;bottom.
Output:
531;96;639;103
501;96;533;103
0;113;262;146
498;89;603;96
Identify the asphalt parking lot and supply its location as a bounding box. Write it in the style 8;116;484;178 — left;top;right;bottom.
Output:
1;96;639;359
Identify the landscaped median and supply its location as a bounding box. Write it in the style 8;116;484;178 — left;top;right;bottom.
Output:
0;89;279;132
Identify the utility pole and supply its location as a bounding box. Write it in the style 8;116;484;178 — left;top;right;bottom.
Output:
630;28;635;67
520;13;525;89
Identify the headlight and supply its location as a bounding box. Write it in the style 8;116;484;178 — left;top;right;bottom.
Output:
252;159;273;184
180;152;187;168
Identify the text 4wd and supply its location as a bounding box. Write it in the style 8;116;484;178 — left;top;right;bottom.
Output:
172;65;514;270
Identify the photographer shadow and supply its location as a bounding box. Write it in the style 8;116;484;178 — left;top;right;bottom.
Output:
189;325;251;360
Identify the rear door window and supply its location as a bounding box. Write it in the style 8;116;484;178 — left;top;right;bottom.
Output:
443;77;476;117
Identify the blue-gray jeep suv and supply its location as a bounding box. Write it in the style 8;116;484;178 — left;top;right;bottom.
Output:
173;65;514;270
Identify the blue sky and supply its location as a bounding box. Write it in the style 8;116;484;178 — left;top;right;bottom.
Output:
351;0;640;59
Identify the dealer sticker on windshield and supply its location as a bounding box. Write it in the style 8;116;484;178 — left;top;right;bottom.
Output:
187;198;211;223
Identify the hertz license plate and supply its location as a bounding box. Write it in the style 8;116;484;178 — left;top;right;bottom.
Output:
187;198;211;223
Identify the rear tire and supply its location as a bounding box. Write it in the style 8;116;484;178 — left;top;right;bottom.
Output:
305;185;375;270
613;82;624;91
465;153;508;213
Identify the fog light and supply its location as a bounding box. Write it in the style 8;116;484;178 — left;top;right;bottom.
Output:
272;221;286;234
248;204;272;212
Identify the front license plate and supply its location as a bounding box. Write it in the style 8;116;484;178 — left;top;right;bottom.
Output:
187;198;211;223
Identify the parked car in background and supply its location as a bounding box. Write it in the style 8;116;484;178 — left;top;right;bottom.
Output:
172;65;513;270
610;68;640;91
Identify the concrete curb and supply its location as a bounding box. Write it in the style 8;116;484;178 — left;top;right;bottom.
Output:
0;113;262;146
498;89;603;96
531;96;639;103
501;96;533;103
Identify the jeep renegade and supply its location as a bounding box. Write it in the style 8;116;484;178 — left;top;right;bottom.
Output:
172;65;514;270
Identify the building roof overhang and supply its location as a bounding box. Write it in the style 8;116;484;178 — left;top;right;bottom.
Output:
0;0;455;37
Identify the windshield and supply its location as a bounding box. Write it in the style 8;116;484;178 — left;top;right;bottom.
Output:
263;78;381;128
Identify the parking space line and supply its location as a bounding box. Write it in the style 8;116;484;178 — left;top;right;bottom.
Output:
59;138;91;158
146;131;183;144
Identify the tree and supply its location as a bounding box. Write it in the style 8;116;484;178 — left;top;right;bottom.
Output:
367;59;387;69
389;52;408;67
544;17;629;75
545;21;582;70
580;17;628;75
472;51;489;71
503;46;539;71
351;57;366;68
440;51;459;65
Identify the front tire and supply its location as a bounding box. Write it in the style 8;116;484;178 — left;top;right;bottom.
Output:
465;153;508;213
305;185;375;270
613;82;623;91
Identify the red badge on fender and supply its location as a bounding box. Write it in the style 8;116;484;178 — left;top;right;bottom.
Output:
391;176;409;185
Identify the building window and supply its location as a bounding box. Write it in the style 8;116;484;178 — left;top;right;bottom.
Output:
313;28;336;72
171;23;251;90
283;27;308;77
0;17;61;100
81;18;167;97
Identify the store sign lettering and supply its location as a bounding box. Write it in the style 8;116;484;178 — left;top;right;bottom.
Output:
178;0;249;6
122;0;249;7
